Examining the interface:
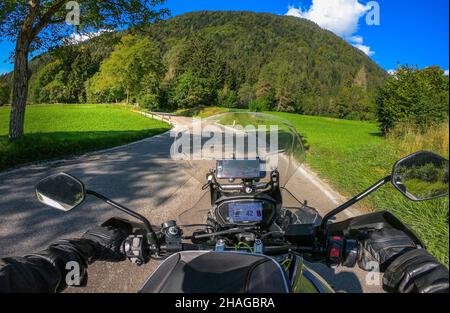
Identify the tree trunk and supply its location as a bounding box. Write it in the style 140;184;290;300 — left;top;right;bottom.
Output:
9;36;30;141
8;0;41;142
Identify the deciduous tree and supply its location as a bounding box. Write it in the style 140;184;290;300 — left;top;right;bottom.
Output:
376;66;449;132
87;35;164;104
0;0;168;141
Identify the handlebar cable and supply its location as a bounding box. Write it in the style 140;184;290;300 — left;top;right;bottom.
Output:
280;187;308;207
260;231;284;239
179;224;215;230
280;257;292;271
235;242;253;253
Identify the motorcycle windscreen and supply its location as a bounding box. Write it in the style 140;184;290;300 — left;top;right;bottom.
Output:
179;190;210;226
172;112;306;187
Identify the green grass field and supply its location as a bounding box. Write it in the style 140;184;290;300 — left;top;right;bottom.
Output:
0;104;170;171
271;112;449;266
181;107;448;265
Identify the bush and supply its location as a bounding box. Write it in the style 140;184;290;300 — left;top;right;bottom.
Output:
218;87;238;108
28;59;64;103
336;86;375;120
43;78;69;103
138;72;163;110
173;72;216;108
376;66;449;133
249;98;270;112
238;83;255;107
138;94;161;111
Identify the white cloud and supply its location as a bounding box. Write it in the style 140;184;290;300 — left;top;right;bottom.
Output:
286;0;375;56
387;69;397;75
67;29;111;44
349;35;364;44
444;70;449;76
352;43;375;56
286;0;370;37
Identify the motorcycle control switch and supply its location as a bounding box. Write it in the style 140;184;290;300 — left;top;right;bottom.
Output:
326;235;344;268
122;235;148;266
161;220;183;252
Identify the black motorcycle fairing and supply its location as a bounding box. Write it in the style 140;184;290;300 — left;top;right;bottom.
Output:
139;251;290;293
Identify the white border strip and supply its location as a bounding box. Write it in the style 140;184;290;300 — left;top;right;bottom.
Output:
297;165;356;218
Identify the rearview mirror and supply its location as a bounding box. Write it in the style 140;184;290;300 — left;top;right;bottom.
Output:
392;151;449;201
36;173;86;211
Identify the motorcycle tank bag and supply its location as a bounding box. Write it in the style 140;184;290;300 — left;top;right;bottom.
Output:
139;251;290;293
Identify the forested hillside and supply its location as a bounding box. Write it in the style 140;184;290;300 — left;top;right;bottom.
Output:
1;11;387;120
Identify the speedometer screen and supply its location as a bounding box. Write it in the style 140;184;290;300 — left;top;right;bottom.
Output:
229;201;263;223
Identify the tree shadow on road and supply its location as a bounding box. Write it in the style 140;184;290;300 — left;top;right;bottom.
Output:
0;131;188;258
0;128;169;171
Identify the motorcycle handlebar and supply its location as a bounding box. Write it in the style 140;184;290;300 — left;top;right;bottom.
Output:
124;227;360;269
159;243;292;256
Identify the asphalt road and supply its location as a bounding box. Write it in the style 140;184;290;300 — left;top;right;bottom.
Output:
0;115;382;293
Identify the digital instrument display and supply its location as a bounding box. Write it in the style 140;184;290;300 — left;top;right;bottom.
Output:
216;160;264;179
228;201;263;223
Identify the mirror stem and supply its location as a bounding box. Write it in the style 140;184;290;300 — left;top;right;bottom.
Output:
86;190;158;244
320;176;392;231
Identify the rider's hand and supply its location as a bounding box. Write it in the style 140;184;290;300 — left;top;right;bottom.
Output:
82;218;133;262
358;228;417;272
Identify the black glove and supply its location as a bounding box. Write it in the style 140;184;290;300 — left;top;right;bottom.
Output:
0;239;94;292
0;218;133;293
383;249;449;293
358;228;417;272
358;227;449;293
82;218;133;262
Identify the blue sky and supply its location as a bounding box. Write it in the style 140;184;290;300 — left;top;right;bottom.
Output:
0;0;448;74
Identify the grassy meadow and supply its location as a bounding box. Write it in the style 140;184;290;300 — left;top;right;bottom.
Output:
274;113;448;266
0;104;170;171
